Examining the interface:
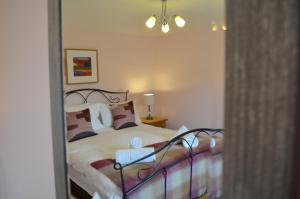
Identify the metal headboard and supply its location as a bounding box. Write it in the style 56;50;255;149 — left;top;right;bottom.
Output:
65;88;129;104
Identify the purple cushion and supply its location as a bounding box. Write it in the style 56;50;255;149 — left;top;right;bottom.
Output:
66;109;96;142
111;101;137;130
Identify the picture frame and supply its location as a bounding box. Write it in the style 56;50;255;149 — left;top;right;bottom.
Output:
64;49;99;84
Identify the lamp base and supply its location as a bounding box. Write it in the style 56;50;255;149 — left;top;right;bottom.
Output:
146;115;153;120
146;105;153;120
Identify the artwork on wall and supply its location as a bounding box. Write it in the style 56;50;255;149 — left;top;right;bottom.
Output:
64;49;99;84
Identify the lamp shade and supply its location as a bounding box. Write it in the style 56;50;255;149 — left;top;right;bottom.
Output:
144;93;154;106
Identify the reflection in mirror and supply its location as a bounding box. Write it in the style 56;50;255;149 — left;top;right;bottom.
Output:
62;0;224;198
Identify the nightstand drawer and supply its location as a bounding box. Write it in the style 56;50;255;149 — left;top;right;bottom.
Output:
141;117;168;128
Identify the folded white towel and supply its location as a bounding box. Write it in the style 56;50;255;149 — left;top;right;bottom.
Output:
92;192;101;199
173;125;189;144
182;133;199;148
130;137;143;149
177;125;189;135
115;147;156;165
176;125;199;148
210;137;216;148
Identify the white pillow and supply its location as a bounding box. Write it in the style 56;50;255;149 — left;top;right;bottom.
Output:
95;103;112;128
88;103;105;130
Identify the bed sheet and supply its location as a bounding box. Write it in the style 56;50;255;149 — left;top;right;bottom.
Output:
68;124;177;198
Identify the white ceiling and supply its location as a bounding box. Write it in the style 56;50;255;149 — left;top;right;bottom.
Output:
62;0;225;36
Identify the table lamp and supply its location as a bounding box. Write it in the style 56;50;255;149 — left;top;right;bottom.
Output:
144;93;154;120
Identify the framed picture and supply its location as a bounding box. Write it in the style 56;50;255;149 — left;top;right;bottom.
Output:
64;49;99;84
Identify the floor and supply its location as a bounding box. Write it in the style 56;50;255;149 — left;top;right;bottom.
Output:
71;194;209;199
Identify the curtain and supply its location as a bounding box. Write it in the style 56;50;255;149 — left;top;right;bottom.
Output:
224;0;300;198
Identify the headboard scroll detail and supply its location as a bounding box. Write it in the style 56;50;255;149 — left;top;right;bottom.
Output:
65;88;129;104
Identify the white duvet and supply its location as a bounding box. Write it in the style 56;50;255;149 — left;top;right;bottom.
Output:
67;124;177;199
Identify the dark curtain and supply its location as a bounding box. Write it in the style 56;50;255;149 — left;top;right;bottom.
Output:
224;0;300;198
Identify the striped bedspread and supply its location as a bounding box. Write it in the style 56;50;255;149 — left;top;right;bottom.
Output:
90;138;223;199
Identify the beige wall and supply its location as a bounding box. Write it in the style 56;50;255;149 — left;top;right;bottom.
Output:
0;0;56;199
63;29;224;129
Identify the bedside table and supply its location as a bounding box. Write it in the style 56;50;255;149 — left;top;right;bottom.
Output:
141;117;168;128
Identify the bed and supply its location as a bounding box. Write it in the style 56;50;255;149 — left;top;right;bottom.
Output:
65;89;223;199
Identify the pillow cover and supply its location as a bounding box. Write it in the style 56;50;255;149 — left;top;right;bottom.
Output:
65;103;110;131
109;100;141;126
111;101;137;130
66;108;96;142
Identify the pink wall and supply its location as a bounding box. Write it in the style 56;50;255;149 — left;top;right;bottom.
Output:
154;29;225;129
63;32;157;92
63;29;224;129
0;0;56;198
63;31;158;114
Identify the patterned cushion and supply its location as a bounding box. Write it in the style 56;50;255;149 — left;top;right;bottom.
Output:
111;101;137;130
66;109;96;142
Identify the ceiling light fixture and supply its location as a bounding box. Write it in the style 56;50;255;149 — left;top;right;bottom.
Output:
211;22;227;32
145;0;186;33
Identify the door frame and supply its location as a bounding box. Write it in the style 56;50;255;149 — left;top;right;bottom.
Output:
48;0;300;198
48;0;68;198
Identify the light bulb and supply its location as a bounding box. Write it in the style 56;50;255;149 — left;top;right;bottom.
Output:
211;24;218;32
145;16;156;29
162;23;170;33
174;16;186;28
222;25;227;31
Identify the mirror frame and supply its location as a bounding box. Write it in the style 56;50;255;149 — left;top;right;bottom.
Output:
48;0;69;198
47;0;300;198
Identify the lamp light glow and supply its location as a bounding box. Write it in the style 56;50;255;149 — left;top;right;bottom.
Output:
222;25;227;31
174;15;186;28
146;16;157;28
212;24;218;32
162;23;170;33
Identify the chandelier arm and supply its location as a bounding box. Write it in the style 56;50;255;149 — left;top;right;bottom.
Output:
164;0;167;19
161;0;168;24
161;0;164;23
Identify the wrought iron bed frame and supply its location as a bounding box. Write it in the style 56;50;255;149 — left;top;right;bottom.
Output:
65;88;224;199
114;128;224;199
65;88;129;104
